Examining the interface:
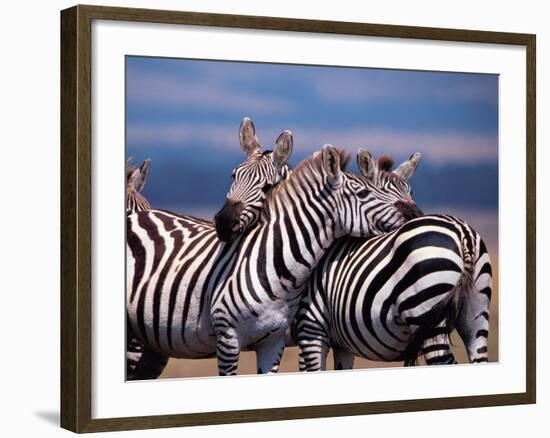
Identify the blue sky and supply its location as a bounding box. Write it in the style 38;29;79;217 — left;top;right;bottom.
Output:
126;56;498;218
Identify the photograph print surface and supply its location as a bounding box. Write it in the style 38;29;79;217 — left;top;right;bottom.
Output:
125;56;498;380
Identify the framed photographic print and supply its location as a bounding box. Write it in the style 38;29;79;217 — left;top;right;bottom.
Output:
60;4;536;433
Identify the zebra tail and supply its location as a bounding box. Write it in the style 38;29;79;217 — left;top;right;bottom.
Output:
403;235;476;366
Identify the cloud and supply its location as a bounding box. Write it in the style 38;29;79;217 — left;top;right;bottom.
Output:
127;122;237;149
311;72;498;105
293;129;497;164
127;121;497;164
126;71;290;114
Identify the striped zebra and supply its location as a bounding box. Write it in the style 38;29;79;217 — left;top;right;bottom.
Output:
295;156;493;370
125;158;166;377
126;119;294;379
128;145;420;376
216;150;424;371
210;145;420;374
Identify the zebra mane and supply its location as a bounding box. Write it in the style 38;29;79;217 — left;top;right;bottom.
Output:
377;155;394;171
260;148;350;218
283;147;350;183
376;156;412;184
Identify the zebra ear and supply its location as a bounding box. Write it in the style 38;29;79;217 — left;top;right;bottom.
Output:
140;159;151;180
394;152;421;180
128;159;151;193
321;144;342;183
239;116;261;156
272;130;293;169
357;148;377;181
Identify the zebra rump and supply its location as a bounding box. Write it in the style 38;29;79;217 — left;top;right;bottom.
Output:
296;214;492;370
405;215;490;365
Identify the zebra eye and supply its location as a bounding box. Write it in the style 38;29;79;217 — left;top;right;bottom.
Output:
261;184;273;193
357;189;370;199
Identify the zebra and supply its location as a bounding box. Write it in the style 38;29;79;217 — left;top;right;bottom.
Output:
213;150;423;372
209;145;419;375
127;145;420;376
126;119;294;380
125;158;167;377
295;158;492;371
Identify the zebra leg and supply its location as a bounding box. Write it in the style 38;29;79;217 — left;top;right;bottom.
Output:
298;337;330;371
298;354;306;372
455;277;492;364
420;325;457;366
126;314;143;375
255;336;287;374
215;329;241;376
127;347;168;380
295;292;331;371
454;240;492;364
126;336;144;375
333;347;355;370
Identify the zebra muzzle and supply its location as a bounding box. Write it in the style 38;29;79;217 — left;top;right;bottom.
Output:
394;200;423;221
214;199;244;242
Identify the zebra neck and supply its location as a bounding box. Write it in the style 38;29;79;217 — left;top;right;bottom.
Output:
261;181;338;291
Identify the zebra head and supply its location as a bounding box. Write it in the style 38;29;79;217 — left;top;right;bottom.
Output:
355;148;422;232
322;146;422;237
126;158;152;214
214;117;293;242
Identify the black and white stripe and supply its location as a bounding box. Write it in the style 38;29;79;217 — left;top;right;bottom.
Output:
126;121;294;379
210;147;421;375
127;145;420;377
125;159;166;378
296;213;493;371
